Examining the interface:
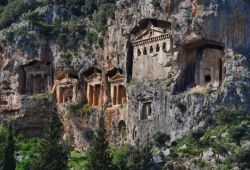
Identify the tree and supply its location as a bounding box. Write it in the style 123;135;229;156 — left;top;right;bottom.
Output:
87;111;112;170
31;104;69;170
127;135;154;170
83;0;97;15
140;135;154;170
0;0;8;6
127;140;141;170
2;123;16;170
112;144;134;170
152;131;170;148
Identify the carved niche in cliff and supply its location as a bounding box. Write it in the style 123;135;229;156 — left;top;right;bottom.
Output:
84;67;103;107
54;74;78;104
195;48;225;87
21;60;50;94
131;19;173;83
108;72;127;106
118;120;127;143
174;40;225;92
140;101;153;120
132;126;137;141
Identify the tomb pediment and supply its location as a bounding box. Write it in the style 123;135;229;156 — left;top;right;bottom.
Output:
24;62;48;74
109;73;124;83
131;19;171;43
135;28;165;41
59;78;78;86
86;73;101;83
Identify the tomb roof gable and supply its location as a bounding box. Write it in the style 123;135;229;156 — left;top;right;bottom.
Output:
24;62;47;72
86;72;101;82
109;73;124;82
59;77;78;85
135;28;166;41
131;18;171;34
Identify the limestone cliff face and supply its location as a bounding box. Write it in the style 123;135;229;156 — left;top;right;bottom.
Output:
0;0;250;152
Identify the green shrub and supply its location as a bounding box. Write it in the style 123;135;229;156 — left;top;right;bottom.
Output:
215;109;248;125
203;116;214;128
97;37;104;48
170;136;204;159
61;51;73;61
195;159;206;168
4;27;28;42
165;78;173;87
229;126;245;145
229;122;250;145
92;3;116;32
0;0;43;29
26;11;43;25
81;104;89;115
176;102;187;113
85;48;93;56
68;151;89;170
82;0;97;15
57;33;68;49
211;142;228;154
15;136;41;170
37;93;49;100
112;144;134;170
37;22;57;35
86;32;98;44
67;19;85;35
190;128;205;141
67;103;80;112
0;124;7;163
79;40;87;47
152;131;170;148
65;0;85;16
68;103;89;117
234;145;250;169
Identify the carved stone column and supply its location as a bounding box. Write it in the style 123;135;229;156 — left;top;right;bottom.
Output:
93;85;96;106
116;85;119;105
73;85;76;102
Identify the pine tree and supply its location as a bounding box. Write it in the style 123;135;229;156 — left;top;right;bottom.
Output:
2;123;16;170
140;135;154;170
31;104;69;170
127;140;141;170
87;111;112;170
127;135;154;170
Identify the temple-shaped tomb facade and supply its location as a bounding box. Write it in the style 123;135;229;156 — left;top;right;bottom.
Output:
108;73;127;106
131;19;173;83
85;70;104;107
54;75;78;104
195;48;225;87
23;61;50;94
174;40;226;92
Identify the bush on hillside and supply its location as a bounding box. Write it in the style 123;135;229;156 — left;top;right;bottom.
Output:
215;109;248;125
112;144;134;170
0;0;43;29
235;145;250;169
153;131;170;148
92;3;116;32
